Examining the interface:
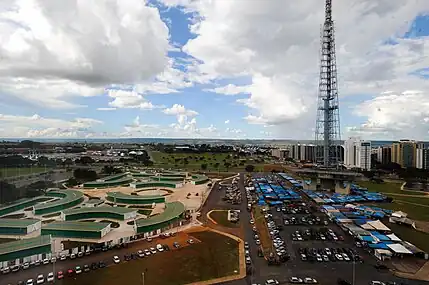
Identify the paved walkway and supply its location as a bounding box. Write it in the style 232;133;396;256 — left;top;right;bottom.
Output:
184;226;246;285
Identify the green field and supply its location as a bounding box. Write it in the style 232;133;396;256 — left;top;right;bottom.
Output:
209;210;240;228
0;167;50;178
62;230;239;285
357;181;427;196
149;151;267;172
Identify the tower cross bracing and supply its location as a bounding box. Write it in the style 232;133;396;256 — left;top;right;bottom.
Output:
315;0;341;168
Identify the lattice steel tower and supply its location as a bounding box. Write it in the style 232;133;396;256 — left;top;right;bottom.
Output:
315;0;341;169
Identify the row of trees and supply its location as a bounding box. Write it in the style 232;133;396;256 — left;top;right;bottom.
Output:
0;180;53;204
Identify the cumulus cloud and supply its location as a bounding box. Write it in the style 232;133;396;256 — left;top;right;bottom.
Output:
163;104;198;116
0;114;102;138
160;0;429;139
204;84;250;95
106;89;161;110
347;90;429;139
224;120;230;124
0;0;169;108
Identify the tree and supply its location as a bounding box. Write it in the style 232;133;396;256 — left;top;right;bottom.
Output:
201;163;208;171
73;168;97;181
214;162;220;170
245;165;255;172
224;162;231;172
66;177;79;187
76;156;95;165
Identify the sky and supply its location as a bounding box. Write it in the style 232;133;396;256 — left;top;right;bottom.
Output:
0;0;428;140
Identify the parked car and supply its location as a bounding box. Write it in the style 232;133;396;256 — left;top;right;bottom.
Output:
113;256;120;264
26;279;34;285
138;250;145;258
47;272;54;282
57;271;64;280
36;274;44;284
75;266;82;274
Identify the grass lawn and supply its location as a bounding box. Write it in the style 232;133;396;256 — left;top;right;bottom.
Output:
62;230;239;285
209;210;240;228
357;181;427;196
372;201;429;221
387;222;429;253
252;206;273;256
150;151;268;172
0;167;51;178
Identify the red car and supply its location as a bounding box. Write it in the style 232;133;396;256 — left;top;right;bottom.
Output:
57;271;64;279
67;269;74;277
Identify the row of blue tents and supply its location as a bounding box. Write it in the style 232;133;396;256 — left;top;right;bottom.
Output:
278;173;303;188
253;177;302;206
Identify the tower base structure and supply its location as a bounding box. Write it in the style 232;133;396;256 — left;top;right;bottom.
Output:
295;169;360;194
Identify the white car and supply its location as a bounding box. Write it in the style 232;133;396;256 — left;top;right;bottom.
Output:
43;258;50;265
60;255;66;261
36;274;45;284
371;282;385;285
22;262;30;270
265;279;279;285
290;277;303;283
113;256;120;264
27;279;34;285
50;257;56;263
75;266;82;274
144;249;151;256
47;272;54;282
156;244;164;252
150;247;157;254
250;219;254;224
138;250;145;258
304;277;318;284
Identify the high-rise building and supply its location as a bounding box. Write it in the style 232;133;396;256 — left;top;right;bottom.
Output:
392;140;417;168
416;143;429;169
374;146;392;165
271;148;289;160
290;144;316;162
344;137;371;170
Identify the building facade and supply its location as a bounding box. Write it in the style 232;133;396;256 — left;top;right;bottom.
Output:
344;137;371;170
271;148;289;160
374;146;392;165
392;140;417;168
416;143;429;169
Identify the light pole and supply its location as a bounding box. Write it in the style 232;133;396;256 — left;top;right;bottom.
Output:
350;251;356;285
141;271;146;285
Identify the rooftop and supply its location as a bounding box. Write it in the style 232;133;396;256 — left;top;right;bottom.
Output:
63;206;136;215
107;192;163;200
0;219;40;228
136;202;185;228
0;235;51;256
34;190;84;211
0;197;47;211
42;221;111;232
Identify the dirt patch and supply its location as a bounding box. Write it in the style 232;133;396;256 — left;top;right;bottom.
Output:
252;206;274;256
415;220;429;233
209;210;239;228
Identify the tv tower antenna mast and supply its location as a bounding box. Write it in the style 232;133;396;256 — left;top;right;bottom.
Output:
315;0;341;169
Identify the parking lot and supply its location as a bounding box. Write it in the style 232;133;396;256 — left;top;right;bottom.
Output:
1;232;196;285
235;173;425;285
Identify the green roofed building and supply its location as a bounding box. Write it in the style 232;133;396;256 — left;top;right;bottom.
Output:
0;235;51;262
0;197;50;217
33;190;84;215
106;192;165;205
151;176;184;182
130;181;182;189
191;174;209;185
0;219;41;236
100;173;128;182
41;221;111;239
83;177;133;189
62;206;137;221
135;202;185;234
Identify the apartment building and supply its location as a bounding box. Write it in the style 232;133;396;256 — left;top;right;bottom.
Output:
344;137;371;170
